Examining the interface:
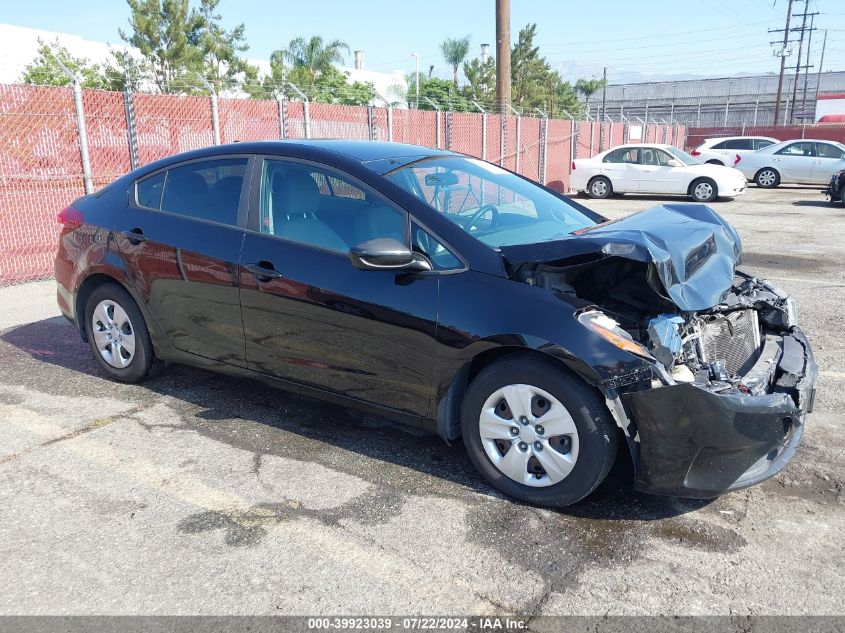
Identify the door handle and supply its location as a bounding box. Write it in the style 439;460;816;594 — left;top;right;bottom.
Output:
121;228;147;244
244;262;283;281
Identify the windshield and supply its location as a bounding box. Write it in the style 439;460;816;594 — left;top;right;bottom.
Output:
666;147;703;166
382;156;597;248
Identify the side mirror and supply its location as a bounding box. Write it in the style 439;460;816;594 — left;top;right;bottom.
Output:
667;159;683;167
349;238;432;272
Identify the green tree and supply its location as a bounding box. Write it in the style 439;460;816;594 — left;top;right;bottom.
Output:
440;36;470;86
189;0;258;93
120;0;201;92
308;66;373;105
510;23;550;111
575;77;607;113
462;56;495;104
277;36;349;89
416;76;473;111
21;39;116;89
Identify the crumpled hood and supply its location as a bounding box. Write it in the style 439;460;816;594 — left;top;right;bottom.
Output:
500;204;742;311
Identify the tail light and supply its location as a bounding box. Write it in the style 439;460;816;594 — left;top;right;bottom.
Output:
571;161;576;170
734;154;741;165
690;149;701;156
58;205;84;232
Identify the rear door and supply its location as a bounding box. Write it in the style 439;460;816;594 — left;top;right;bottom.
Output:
115;156;250;366
810;142;845;183
719;138;753;165
773;141;815;181
238;157;440;416
600;147;639;192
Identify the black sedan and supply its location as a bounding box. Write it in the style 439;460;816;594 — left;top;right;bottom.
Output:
55;140;817;507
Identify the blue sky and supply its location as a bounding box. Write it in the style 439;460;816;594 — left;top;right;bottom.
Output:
3;0;845;82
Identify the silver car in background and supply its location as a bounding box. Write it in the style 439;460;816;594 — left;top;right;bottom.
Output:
736;139;845;188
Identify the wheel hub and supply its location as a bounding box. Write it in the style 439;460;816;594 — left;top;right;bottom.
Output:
478;383;580;488
519;425;537;444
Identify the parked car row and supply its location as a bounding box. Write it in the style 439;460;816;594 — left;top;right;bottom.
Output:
570;136;845;201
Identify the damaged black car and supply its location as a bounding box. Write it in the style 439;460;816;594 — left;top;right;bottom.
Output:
56;140;818;507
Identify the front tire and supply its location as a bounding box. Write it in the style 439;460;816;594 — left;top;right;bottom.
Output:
84;283;157;383
587;176;612;199
689;177;718;202
460;356;618;507
755;167;780;188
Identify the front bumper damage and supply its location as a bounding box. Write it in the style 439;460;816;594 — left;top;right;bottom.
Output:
622;327;817;498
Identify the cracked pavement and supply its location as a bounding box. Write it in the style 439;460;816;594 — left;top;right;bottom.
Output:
0;185;843;617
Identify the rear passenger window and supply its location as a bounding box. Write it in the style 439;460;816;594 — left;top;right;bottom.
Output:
158;158;247;225
136;172;165;209
754;139;775;150
724;139;752;150
711;141;728;149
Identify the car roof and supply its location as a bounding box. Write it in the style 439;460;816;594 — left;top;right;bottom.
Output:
134;140;457;175
603;143;674;152
703;136;778;142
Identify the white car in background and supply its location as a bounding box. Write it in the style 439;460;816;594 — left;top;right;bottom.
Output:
571;144;747;202
690;136;779;166
735;139;845;187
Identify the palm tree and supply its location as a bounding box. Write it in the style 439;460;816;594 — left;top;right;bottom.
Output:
440;36;470;86
575;78;607;114
280;36;349;85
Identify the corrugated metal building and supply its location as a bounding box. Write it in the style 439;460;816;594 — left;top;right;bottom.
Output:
594;71;845;127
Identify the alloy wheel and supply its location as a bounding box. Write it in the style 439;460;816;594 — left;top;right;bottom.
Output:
478;384;580;487
91;299;136;369
758;169;777;186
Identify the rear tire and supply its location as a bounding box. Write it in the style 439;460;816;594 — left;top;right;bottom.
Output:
706;159;725;166
460;356;618;507
755;167;780;188
587;176;612;199
689;177;718;202
84;283;158;383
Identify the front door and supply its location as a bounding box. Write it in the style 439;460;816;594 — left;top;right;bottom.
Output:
636;148;687;194
810;142;845;184
238;158;439;416
115;156;250;366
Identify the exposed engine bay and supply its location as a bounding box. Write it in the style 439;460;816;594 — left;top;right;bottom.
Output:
511;255;801;399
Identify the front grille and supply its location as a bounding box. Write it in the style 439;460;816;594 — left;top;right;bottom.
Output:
697;309;761;376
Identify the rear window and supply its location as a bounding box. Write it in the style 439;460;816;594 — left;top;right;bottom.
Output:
136;158;248;226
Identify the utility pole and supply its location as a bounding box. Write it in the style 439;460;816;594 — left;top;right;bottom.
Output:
771;0;794;125
601;67;607;120
813;30;827;110
495;0;511;112
789;0;818;123
800;12;815;122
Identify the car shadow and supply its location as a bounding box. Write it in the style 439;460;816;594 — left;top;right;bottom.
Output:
1;316;711;521
793;200;839;208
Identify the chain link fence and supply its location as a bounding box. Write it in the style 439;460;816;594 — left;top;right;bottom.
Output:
0;81;684;286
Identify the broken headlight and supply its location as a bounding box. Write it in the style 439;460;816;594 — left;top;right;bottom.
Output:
762;280;798;328
578;310;654;360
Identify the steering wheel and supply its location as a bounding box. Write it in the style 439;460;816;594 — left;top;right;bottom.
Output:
464;204;499;232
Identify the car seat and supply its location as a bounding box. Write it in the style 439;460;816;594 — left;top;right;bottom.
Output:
271;169;347;252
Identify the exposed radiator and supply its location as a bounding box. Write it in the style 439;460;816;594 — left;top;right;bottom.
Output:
696;309;761;376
